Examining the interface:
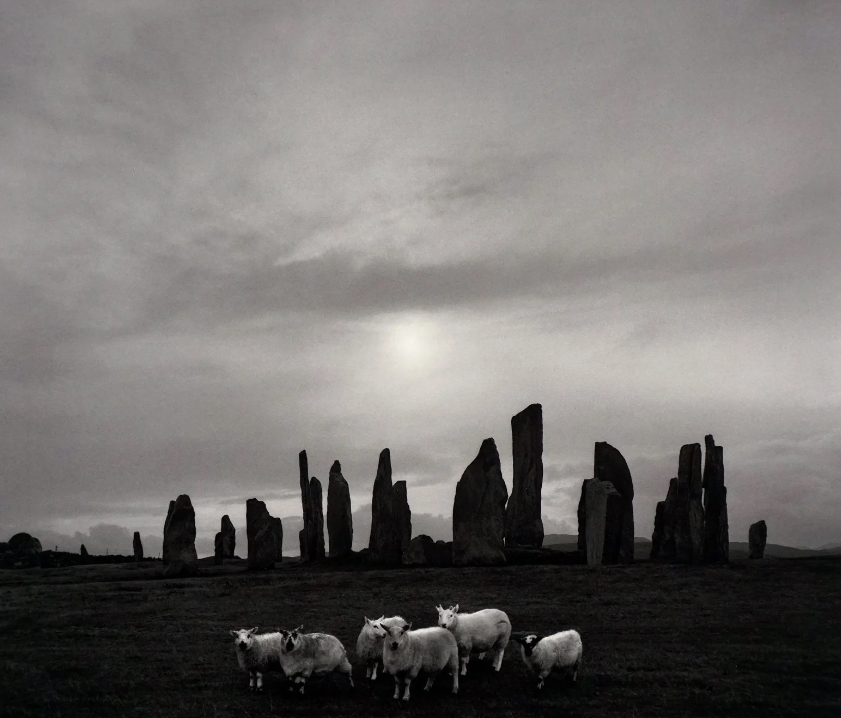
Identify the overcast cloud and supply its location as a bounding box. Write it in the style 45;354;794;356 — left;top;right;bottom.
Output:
1;1;839;555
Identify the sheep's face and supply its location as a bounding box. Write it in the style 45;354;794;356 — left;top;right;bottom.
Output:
279;625;305;653
517;634;541;657
366;616;388;638
385;623;411;652
230;627;259;651
436;604;459;630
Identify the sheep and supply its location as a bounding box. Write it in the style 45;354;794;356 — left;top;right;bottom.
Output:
512;630;583;690
229;627;285;692
355;615;408;681
277;625;354;694
381;623;459;701
436;604;512;675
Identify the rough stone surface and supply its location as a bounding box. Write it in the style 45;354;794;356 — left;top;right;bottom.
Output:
327;460;353;558
702;434;729;563
660;478;679;561
594;442;635;563
452;438;509;566
504;403;544;548
162;494;198;577
298;451;325;562
674;444;705;564
133;532;143;561
749;520;767;559
578;478;622;566
650;501;665;559
214;532;224;565
368;449;413;564
402;534;453;566
246;498;283;569
220;515;235;558
9;533;42;555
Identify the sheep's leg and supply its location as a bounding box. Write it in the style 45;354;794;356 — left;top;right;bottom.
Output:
298;673;310;695
365;665;372;679
493;646;505;671
339;657;355;688
449;652;460;694
477;652;486;660
248;670;256;691
424;672;437;691
402;675;413;701
255;672;264;692
370;661;377;681
536;668;552;691
459;646;471;676
393;674;402;700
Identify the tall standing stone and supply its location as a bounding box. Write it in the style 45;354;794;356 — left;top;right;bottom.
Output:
504;404;544;548
368;449;412;564
327;460;353;558
162;494;198;577
749;520;767;559
702;434;729;563
246;498;283;569
674;444;704;564
298;451;325;562
133;531;143;561
220;515;235;558
80;544;89;559
660;477;678;560
452;438;508;566
650;501;665;560
593;442;635;563
577;478;622;566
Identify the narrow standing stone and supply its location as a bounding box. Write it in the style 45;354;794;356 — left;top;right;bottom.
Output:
504;404;544;548
327;460;353;558
133;531;143;561
702;434;729;563
246;498;283;569
162;494;198;577
674;444;704;564
749;520;767;559
593;442;635;564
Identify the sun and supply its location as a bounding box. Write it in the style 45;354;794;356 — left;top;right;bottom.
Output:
386;316;437;371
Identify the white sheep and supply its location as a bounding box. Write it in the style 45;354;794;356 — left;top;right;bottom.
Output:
381;623;459;701
355;615;408;681
513;630;583;690
229;627;285;692
277;625;354;694
436;604;512;675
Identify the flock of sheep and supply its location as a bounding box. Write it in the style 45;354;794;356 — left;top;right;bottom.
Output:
230;604;583;701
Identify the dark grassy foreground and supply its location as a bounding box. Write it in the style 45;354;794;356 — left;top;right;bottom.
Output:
2;558;840;718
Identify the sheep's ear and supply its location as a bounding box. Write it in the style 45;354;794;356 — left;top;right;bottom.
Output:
295;624;305;633
230;630;239;636
404;622;412;632
436;604;442;611
364;616;370;625
453;604;459;613
378;615;385;622
248;627;258;635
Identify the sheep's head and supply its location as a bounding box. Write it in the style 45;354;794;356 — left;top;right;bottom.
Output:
279;625;305;653
364;616;387;637
436;604;459;629
385;622;412;652
514;633;542;657
230;627;259;651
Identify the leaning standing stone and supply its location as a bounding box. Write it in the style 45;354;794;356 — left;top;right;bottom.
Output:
748;520;767;559
133;531;143;561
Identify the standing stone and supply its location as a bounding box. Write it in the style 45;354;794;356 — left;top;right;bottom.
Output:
298;451;325;562
749;520;767;559
594;442;635;564
402;535;453;567
660;477;679;560
327;461;353;558
504;404;544;548
220;515;235;558
674;444;705;564
702;435;729;563
452;438;508;566
214;532;224;565
368;449;412;564
162;494;198;577
246;498;283;569
577;478;622;566
650;501;665;559
80;544;89;559
133;531;143;561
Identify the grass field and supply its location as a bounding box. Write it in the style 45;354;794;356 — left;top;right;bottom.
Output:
2;557;840;718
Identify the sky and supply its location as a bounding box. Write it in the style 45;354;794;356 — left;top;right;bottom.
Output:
1;0;839;557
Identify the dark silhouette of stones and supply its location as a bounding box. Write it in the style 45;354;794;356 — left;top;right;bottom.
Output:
702;434;729;563
220;515;235;558
650;501;665;559
577;478;622;566
368;449;413;564
660;477;679;560
327;460;353;558
214;532;224;565
452;438;508;566
402;534;452;566
8;533;42;555
246;498;283;569
504;403;544;548
674;444;705;564
162;494;198;577
594;442;635;563
133;532;143;561
749;520;767;559
298;451;325;562
80;544;89;558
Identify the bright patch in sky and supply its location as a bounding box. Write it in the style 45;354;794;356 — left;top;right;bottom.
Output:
386;316;439;371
